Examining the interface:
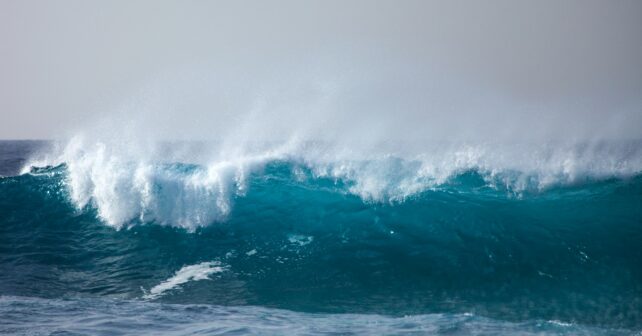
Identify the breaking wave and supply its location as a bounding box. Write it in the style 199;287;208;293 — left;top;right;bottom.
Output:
2;139;641;332
19;137;642;230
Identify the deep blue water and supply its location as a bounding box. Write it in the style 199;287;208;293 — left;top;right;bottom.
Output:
1;140;641;335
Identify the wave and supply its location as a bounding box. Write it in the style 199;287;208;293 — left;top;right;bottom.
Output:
18;137;642;230
2;147;642;328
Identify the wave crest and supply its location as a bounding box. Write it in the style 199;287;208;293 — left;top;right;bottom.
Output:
22;137;642;229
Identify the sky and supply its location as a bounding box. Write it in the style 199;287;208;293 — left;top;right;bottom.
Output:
1;0;641;141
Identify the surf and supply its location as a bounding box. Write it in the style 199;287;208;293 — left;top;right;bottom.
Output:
2;139;642;330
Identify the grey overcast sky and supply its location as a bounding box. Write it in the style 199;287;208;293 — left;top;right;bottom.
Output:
1;0;641;140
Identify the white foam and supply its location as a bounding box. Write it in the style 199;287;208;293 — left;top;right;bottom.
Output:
302;141;642;201
143;261;225;300
38;136;294;230
246;249;257;256
547;320;574;327
288;235;314;246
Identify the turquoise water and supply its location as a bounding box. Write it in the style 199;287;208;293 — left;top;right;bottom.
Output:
1;141;641;334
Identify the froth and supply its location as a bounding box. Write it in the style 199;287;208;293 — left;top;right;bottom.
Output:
143;261;225;300
42;136;293;230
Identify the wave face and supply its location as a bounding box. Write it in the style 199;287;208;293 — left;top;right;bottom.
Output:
2;140;642;334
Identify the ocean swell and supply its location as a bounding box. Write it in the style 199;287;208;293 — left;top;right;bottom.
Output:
2;142;642;328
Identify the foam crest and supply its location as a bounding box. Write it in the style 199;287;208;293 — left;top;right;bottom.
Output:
302;142;642;201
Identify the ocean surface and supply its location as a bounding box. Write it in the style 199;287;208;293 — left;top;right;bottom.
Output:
1;139;641;335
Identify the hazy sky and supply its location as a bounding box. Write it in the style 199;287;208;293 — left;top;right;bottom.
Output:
1;0;641;140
